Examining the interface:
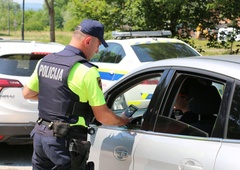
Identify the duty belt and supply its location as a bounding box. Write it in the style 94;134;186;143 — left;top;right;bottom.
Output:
36;118;95;135
37;118;53;129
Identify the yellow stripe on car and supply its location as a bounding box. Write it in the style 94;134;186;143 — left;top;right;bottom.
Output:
141;93;149;99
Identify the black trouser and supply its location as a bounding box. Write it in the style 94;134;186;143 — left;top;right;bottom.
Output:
37;118;94;170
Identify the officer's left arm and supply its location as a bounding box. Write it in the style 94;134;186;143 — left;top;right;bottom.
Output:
22;61;39;100
22;86;38;100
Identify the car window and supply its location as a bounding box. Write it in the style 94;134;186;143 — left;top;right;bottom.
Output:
0;54;44;76
227;83;240;139
90;45;105;62
131;43;200;62
155;74;224;137
155;116;209;137
110;75;161;128
91;43;125;63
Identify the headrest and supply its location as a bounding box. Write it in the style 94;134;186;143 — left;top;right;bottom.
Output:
189;84;221;115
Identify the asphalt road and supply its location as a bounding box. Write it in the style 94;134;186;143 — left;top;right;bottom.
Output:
0;143;32;170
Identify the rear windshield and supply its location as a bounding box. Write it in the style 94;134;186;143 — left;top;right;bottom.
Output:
131;43;200;62
0;54;45;76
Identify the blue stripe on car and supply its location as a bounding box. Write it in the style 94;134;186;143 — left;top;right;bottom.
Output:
99;71;125;81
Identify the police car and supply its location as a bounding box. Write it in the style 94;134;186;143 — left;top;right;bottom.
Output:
91;31;201;91
88;55;240;170
0;40;65;144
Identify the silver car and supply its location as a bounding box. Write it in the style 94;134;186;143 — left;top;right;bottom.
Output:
88;55;240;170
0;40;64;144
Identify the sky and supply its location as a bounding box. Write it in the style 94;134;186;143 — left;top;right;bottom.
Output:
13;0;44;4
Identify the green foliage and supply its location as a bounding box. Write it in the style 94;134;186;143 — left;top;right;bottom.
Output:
0;0;240;55
62;0;109;31
176;26;204;54
0;0;21;31
205;27;240;54
24;10;47;31
181;0;219;31
0;0;233;33
216;0;240;21
205;34;222;49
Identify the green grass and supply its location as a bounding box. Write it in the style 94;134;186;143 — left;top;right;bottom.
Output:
191;37;240;56
1;30;240;56
0;30;72;45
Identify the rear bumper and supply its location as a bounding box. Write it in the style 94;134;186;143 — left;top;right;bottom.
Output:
0;122;35;144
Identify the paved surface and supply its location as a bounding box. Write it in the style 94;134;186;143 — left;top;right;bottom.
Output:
0;166;31;170
0;143;32;170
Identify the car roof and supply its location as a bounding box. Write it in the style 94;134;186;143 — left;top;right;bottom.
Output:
106;37;186;45
0;40;65;55
131;55;240;79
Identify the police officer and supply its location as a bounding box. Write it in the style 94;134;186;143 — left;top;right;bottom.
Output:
22;19;130;170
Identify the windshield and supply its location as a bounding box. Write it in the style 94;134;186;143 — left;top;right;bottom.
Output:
131;43;200;62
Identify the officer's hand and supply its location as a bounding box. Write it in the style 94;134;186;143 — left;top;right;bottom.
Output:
120;113;132;125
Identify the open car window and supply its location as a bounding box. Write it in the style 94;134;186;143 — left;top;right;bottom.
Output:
155;74;225;137
109;75;162;129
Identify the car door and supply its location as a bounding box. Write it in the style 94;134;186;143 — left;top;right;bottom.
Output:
88;68;166;170
214;80;240;170
132;68;229;170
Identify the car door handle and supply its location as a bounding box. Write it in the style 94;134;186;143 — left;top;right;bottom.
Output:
179;160;202;170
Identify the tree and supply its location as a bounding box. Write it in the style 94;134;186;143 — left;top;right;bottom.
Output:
54;0;69;30
206;0;240;54
24;10;45;31
133;0;182;35
45;0;55;42
0;0;21;31
70;0;109;30
215;0;240;22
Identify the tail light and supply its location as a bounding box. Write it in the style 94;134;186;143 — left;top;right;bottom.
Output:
31;52;52;60
0;135;4;140
31;52;51;55
0;79;23;92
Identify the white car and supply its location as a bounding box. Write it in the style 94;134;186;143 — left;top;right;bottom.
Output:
0;40;65;144
217;27;240;42
88;55;240;170
91;32;201;91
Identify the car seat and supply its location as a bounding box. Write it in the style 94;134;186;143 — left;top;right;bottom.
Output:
189;84;221;135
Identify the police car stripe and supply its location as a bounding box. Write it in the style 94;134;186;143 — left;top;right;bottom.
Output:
98;68;128;74
98;68;128;81
141;93;153;100
99;71;125;81
127;101;141;106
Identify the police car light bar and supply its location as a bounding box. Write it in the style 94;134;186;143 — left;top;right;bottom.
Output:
112;30;172;39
